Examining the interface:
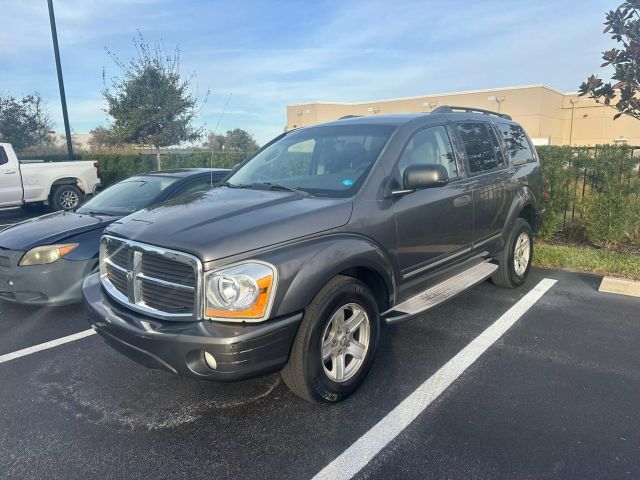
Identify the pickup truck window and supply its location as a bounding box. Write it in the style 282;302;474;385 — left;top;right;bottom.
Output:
0;147;8;166
227;124;396;197
397;126;459;179
496;123;535;164
456;122;506;173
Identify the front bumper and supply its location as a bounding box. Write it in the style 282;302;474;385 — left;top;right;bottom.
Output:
82;273;302;382
0;249;95;306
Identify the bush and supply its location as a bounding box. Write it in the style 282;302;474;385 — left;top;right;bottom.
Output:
537;145;640;248
20;145;640;248
18;151;251;186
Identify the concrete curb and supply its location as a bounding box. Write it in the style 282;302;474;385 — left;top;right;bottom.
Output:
599;276;640;298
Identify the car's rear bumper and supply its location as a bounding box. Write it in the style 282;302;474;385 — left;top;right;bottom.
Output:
0;250;94;306
82;273;302;382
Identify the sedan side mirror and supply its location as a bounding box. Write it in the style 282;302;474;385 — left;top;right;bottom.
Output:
392;164;449;196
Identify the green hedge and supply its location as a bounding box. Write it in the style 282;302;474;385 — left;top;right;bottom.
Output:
20;146;640;248
537;145;640;248
19;151;250;186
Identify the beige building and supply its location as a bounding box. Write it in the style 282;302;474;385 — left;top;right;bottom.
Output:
287;85;640;146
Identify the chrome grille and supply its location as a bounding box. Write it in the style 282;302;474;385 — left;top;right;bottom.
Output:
100;235;202;320
140;253;196;288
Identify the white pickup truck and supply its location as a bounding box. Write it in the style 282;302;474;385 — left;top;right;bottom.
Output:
0;143;100;211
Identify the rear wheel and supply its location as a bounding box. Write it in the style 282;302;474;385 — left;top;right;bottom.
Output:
282;275;380;404
51;184;83;211
492;217;533;288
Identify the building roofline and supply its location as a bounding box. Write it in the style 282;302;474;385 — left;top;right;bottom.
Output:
288;84;569;107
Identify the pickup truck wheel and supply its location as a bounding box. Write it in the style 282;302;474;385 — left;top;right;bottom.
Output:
282;275;380;404
51;185;83;211
492;218;533;288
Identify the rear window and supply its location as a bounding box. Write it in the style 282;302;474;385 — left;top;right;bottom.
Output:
456;122;506;173
496;123;535;164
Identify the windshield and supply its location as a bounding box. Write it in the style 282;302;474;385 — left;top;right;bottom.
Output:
227;124;396;197
77;176;180;215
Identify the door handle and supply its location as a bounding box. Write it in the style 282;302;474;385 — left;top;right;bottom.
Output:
3;170;16;175
453;195;472;208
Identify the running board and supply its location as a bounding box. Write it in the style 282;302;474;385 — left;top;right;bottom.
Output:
382;261;498;324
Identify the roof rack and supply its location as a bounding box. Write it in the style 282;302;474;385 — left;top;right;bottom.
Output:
431;105;512;120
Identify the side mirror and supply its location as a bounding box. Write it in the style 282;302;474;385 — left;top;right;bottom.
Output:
392;164;449;196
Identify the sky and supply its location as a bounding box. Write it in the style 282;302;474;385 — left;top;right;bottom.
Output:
0;0;616;145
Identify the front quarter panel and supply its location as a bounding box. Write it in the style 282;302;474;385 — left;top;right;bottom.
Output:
206;234;397;319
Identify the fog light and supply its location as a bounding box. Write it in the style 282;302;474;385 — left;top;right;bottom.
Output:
203;351;217;370
7;280;13;287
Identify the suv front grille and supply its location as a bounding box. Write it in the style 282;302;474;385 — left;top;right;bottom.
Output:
100;235;202;320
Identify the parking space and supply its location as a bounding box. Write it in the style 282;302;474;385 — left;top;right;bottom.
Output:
1;268;639;479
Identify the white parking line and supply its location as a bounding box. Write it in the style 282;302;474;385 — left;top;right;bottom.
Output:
0;329;96;365
312;277;557;480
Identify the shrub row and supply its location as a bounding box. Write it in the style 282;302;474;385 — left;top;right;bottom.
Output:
537;145;640;248
19;151;250;186
21;145;640;248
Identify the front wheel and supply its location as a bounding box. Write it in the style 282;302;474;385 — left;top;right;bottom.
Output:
282;275;380;404
492;217;533;288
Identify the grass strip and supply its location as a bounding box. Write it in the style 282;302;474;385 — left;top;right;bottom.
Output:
534;242;640;280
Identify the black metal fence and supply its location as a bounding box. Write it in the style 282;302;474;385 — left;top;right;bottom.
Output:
537;145;640;247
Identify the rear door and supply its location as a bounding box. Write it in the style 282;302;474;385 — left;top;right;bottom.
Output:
393;125;473;277
454;121;512;245
0;146;23;206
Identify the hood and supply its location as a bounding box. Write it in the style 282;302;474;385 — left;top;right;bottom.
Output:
0;211;118;251
105;187;353;262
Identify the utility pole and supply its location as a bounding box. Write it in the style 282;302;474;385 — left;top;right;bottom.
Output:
47;0;74;160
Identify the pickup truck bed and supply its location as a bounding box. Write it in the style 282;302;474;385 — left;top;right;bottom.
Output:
0;143;100;210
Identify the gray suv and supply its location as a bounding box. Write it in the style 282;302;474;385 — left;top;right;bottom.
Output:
83;106;543;404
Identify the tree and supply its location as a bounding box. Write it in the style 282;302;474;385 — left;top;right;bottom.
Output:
88;126;121;150
0;92;53;152
103;34;205;169
204;132;225;151
223;128;259;152
579;1;640;120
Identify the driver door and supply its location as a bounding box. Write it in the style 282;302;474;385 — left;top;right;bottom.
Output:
392;125;473;278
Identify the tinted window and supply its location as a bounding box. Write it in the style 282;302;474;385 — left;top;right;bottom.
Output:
77;175;180;215
173;177;219;197
397;126;458;179
228;124;395;197
456;122;505;173
497;123;535;164
0;147;8;166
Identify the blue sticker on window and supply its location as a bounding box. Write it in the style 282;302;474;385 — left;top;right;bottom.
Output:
341;178;354;187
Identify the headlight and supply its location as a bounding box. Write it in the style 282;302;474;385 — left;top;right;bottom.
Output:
19;243;79;266
204;261;276;321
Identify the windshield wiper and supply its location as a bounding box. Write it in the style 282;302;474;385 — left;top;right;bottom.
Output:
80;210;118;216
256;182;312;197
220;181;252;189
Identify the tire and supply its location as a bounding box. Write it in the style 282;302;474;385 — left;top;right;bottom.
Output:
282;275;380;404
50;184;83;211
492;217;533;288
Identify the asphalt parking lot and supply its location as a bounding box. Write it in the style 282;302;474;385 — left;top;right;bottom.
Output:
1;257;639;479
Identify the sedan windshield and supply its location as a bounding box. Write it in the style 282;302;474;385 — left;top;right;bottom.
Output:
77;176;180;215
227;124;396;197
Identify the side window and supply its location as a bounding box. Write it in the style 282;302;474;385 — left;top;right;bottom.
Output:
0;147;8;166
397;126;459;179
496;123;535;164
456;122;505;174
